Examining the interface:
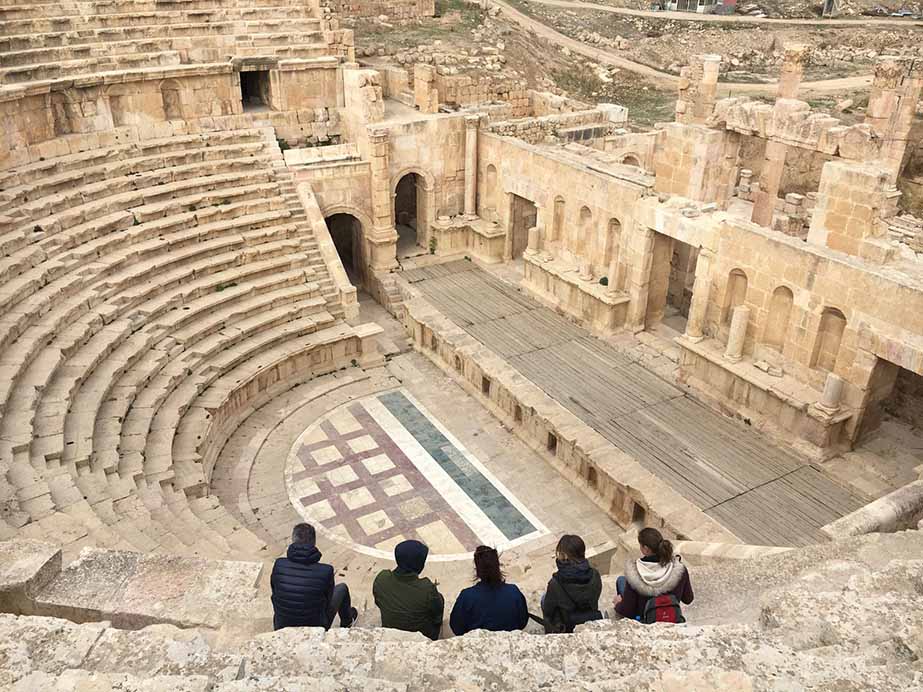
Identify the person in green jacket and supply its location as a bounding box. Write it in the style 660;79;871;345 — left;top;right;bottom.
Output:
373;539;445;640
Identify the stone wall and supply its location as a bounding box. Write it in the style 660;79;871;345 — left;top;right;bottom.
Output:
0;63;344;164
486;110;608;146
479;132;652;279
322;0;435;20
436;72;530;115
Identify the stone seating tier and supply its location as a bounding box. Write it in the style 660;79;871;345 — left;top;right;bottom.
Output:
0;126;376;562
0;1;328;84
1;529;922;691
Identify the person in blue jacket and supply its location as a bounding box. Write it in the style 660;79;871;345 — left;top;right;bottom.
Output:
449;545;529;635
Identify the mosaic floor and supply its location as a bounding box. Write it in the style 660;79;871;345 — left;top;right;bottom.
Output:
284;388;547;559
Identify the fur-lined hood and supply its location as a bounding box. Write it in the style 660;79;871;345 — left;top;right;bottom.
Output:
623;556;686;597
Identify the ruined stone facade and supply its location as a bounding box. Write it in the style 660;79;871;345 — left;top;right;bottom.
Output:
0;2;922;689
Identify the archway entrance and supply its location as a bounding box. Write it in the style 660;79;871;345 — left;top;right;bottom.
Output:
325;213;362;285
644;232;698;333
395;172;426;258
509;194;537;260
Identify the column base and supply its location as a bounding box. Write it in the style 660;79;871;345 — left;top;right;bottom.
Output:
723;353;742;364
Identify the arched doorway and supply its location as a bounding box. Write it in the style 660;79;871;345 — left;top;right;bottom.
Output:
325;213;362;285
394;172;426;258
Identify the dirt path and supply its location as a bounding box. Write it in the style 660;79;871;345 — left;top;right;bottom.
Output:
510;0;923;27
485;0;878;95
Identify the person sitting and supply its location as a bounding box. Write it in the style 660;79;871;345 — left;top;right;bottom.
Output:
373;539;445;640
613;527;694;623
540;534;602;633
270;522;357;631
450;546;529;636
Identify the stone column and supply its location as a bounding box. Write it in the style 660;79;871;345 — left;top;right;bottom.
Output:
865;57;923;184
684;251;712;342
777;43;811;100
723;305;750;363
525;226;540;257
750;139;787;227
464;115;479;220
625;226;655;333
696;54;721;122
606;255;619;296
817;373;845;415
367;128;399;271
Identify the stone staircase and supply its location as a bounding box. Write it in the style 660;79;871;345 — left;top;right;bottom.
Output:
0;124;378;563
1;529;921;690
0;0;332;84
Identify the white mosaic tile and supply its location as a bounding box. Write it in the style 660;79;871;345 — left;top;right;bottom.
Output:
326;465;358;487
329;409;362;435
348;435;377;454
312;445;343;466
340;486;375;511
380;474;412;497
293;478;320;499
357;509;394;536
305;499;335;522
362;453;395;475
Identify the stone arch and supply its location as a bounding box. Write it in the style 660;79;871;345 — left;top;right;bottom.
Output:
484;164;498;216
105;84;135;127
811;307;847;373
722;268;748;325
160;79;184;121
620;153;642;167
49;91;76;136
552;196;565;242
322;206;372;288
763;285;794;351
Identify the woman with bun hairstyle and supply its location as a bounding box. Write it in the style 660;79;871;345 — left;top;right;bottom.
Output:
613;527;694;622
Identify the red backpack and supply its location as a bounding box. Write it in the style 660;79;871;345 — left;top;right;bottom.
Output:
641;594;685;624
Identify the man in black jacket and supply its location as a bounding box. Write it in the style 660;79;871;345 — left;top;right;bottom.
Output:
270;523;357;631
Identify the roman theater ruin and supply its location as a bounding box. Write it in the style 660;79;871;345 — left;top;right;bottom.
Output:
0;0;922;689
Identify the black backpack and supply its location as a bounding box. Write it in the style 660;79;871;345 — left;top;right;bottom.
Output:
553;576;603;633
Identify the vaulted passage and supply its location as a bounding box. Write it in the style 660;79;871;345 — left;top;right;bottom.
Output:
326;213;362;283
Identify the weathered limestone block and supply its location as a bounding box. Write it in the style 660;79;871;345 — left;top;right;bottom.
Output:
822;480;923;538
0;540;61;615
32;548;262;630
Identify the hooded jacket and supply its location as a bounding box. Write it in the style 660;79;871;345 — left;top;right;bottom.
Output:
540;559;602;633
373;540;445;640
270;543;335;629
614;555;694;620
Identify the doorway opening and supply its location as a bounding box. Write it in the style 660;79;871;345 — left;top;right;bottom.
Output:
395;172;426;258
509;194;538;260
860;359;923;439
645;232;698;333
325;213;362;285
240;71;270;111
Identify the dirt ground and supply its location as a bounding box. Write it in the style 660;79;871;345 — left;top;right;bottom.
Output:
350;0;677;126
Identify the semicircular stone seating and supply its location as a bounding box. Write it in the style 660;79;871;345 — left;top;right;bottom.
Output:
0;0;329;85
0;123;360;561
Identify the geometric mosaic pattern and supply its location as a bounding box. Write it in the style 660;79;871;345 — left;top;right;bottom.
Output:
285;388;546;559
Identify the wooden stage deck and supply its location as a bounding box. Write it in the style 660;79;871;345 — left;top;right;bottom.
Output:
404;261;866;547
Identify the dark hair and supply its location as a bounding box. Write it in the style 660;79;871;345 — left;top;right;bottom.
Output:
473;546;504;586
638;527;673;566
555;534;586;562
291;523;316;546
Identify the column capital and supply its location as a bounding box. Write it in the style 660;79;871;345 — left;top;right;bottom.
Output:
368;127;390;144
464;114;481;129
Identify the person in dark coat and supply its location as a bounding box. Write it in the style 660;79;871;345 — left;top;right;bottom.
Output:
373;539;445;640
270;523;357;631
450;546;529;636
613;527;694;621
540;534;602;634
